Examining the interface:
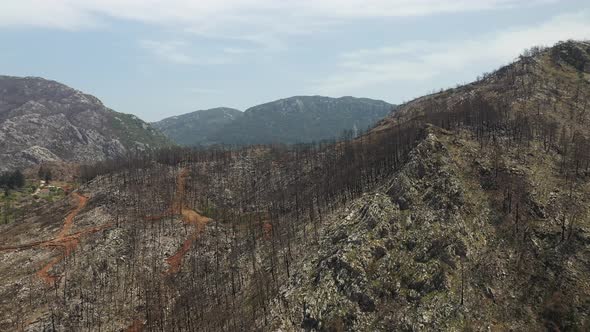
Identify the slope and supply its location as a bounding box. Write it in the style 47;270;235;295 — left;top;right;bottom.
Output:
0;40;589;331
270;40;590;331
211;96;394;145
0;75;172;172
152;107;243;146
154;96;394;146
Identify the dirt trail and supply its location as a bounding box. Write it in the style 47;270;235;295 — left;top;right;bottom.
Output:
35;192;97;285
142;168;189;221
172;168;189;214
125;319;144;332
140;168;212;274
0;193;85;253
0;239;50;252
57;193;88;237
0;224;109;253
165;208;212;274
164;168;212;274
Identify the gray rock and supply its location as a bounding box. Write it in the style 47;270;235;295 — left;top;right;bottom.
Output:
0;75;170;171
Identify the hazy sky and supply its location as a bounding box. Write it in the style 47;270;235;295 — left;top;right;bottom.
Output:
1;0;589;121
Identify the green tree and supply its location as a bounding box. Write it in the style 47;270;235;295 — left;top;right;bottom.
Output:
0;170;25;190
0;173;8;189
38;166;52;184
10;170;25;189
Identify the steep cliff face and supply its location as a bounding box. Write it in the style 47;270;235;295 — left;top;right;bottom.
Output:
0;76;171;171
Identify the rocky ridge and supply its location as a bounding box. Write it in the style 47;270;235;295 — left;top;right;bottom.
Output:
154;96;395;146
0;75;171;171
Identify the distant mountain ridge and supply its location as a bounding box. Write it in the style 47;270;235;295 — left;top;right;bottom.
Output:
0;75;171;171
153;107;243;146
153;96;395;146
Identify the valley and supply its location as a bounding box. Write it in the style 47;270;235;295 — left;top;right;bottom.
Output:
0;40;589;331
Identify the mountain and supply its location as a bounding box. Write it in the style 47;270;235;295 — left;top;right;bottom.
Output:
214;96;394;145
152;107;243;146
1;40;589;331
153;96;394;145
0;76;171;172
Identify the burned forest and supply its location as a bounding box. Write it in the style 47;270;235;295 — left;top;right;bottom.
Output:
1;41;590;331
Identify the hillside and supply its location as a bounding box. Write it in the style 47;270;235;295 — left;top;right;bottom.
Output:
0;76;171;172
288;39;590;331
153;107;243;146
0;40;589;331
153;96;394;146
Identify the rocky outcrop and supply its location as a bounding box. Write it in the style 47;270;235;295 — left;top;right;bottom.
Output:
273;130;470;331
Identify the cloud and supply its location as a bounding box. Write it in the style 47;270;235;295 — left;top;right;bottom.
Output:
314;11;590;94
1;0;561;64
0;0;97;30
0;1;556;31
140;39;234;65
140;40;195;65
298;0;555;18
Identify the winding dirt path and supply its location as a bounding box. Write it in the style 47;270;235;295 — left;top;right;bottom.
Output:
36;192;89;284
142;168;189;222
151;168;213;275
0;224;110;253
57;193;88;237
0;192;111;286
121;168;212;330
140;168;212;274
165;208;211;274
0;193;88;252
3;168;205;282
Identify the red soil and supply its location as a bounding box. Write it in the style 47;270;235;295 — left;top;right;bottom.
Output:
125;319;144;332
165;208;211;274
262;221;273;240
36;192;89;284
27;192;110;285
158;168;213;275
58;193;88;237
142;168;189;221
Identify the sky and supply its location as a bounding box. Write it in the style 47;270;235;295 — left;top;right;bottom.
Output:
1;0;589;122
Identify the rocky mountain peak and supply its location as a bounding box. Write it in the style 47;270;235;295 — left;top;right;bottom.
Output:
0;76;170;172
